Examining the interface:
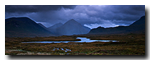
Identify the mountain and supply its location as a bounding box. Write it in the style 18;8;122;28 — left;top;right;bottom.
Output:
89;26;128;34
126;16;145;33
37;23;49;31
88;16;145;35
56;19;90;35
5;17;54;37
48;23;63;34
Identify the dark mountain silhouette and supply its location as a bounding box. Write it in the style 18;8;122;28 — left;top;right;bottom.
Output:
89;16;145;35
48;23;63;34
56;19;90;35
5;17;54;37
126;16;145;33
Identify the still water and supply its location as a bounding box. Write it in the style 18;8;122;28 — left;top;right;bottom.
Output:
22;37;119;43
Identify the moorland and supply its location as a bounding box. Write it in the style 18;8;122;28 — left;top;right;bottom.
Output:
5;33;145;55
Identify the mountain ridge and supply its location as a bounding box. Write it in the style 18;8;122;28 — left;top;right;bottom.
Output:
56;19;90;35
48;23;63;34
5;17;55;37
88;16;145;35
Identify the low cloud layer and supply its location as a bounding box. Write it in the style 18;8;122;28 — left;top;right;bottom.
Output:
5;5;145;29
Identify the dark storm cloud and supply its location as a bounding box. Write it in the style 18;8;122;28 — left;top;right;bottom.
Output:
101;5;145;20
5;5;145;28
5;5;77;26
85;5;145;21
70;5;144;28
81;5;144;25
5;5;76;13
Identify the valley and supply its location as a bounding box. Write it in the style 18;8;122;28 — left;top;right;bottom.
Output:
5;15;145;55
5;33;145;55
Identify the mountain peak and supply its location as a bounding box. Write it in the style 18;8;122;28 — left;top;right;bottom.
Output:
70;19;75;21
67;19;77;23
56;19;90;35
63;19;81;27
48;22;63;30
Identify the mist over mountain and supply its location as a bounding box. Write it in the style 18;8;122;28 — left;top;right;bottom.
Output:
48;23;63;34
88;16;145;35
56;19;91;35
5;17;54;37
5;16;145;37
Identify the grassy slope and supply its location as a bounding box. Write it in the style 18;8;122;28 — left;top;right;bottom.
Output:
5;34;145;55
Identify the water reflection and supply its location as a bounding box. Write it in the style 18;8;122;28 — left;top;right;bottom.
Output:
22;37;119;43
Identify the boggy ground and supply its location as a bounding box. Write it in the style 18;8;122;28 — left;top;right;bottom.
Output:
5;33;145;55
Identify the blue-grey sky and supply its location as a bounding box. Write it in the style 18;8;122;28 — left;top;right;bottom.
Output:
5;5;145;29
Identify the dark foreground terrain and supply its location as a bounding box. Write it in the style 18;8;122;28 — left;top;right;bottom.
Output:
5;33;145;55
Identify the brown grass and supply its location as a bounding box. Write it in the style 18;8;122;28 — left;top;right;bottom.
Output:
5;33;145;55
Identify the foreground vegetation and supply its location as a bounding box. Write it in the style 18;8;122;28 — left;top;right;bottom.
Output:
5;33;145;55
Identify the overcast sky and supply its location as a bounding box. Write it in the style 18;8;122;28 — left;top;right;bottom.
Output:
5;5;145;29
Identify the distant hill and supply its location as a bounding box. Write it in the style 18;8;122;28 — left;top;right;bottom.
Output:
5;17;55;37
56;19;90;35
88;16;145;35
48;23;63;34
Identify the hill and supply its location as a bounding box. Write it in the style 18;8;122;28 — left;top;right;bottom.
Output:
48;23;63;34
56;19;90;35
5;17;54;37
88;16;145;35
